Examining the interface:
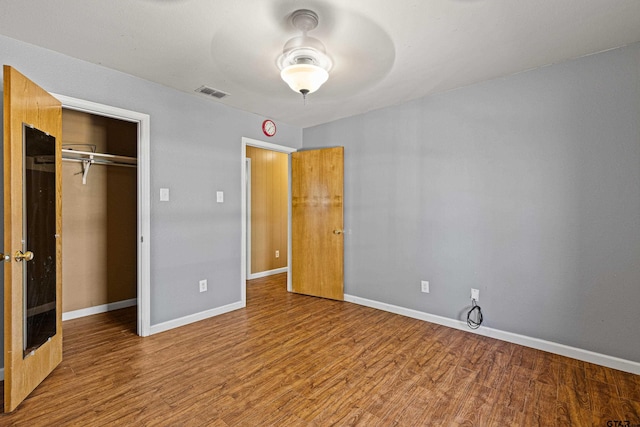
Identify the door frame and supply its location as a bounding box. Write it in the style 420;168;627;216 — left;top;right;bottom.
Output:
241;137;296;303
53;94;151;337
245;157;252;278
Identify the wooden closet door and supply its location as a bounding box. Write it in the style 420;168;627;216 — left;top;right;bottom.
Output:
3;65;63;412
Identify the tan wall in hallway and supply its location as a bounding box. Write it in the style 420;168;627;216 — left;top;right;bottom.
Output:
246;146;288;274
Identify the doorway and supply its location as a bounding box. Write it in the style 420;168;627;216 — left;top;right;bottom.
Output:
240;137;296;305
246;146;289;280
54;94;151;336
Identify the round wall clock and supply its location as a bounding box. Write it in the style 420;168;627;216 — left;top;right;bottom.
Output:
262;119;276;137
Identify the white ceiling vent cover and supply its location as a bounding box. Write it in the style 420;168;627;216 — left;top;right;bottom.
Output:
195;85;229;99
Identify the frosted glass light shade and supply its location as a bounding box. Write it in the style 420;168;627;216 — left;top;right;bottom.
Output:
280;63;329;95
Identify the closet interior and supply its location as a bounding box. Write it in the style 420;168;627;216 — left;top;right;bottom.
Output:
61;109;138;316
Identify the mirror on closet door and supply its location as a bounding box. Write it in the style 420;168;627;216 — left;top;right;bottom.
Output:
23;124;58;357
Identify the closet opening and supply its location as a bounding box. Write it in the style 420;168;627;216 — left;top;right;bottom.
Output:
60;109;138;329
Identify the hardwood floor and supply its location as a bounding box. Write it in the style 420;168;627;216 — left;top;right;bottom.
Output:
1;273;639;426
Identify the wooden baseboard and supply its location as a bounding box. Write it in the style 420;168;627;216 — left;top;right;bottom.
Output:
344;294;640;375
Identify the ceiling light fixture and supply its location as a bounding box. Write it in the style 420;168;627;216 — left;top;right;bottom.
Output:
278;9;332;101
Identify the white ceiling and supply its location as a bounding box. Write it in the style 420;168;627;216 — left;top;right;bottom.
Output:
1;0;640;128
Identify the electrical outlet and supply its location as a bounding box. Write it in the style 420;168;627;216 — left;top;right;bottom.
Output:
421;280;430;293
275;250;280;258
199;279;208;292
471;288;479;301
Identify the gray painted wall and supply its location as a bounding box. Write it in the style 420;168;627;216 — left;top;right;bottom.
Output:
1;32;639;370
0;34;302;366
304;43;640;363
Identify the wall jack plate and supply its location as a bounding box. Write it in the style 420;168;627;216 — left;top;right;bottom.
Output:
471;288;479;301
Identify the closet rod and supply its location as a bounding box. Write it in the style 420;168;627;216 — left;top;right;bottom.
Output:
61;148;137;166
62;149;137;184
61;158;137;168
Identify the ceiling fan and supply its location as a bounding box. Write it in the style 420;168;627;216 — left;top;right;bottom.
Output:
277;9;333;100
206;4;395;115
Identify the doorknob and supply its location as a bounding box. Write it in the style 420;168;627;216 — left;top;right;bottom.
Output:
14;250;34;262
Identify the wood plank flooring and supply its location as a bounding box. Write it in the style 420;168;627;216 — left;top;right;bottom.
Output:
1;273;639;426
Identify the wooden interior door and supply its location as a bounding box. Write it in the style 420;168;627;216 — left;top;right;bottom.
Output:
291;147;344;300
3;66;63;412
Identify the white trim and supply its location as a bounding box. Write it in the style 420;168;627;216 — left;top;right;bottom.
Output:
52;93;151;337
248;267;288;280
246;158;252;277
62;299;137;321
344;294;640;375
149;301;245;335
243;137;297;154
241;137;297;305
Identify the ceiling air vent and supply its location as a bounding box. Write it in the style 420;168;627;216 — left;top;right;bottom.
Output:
195;85;229;99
